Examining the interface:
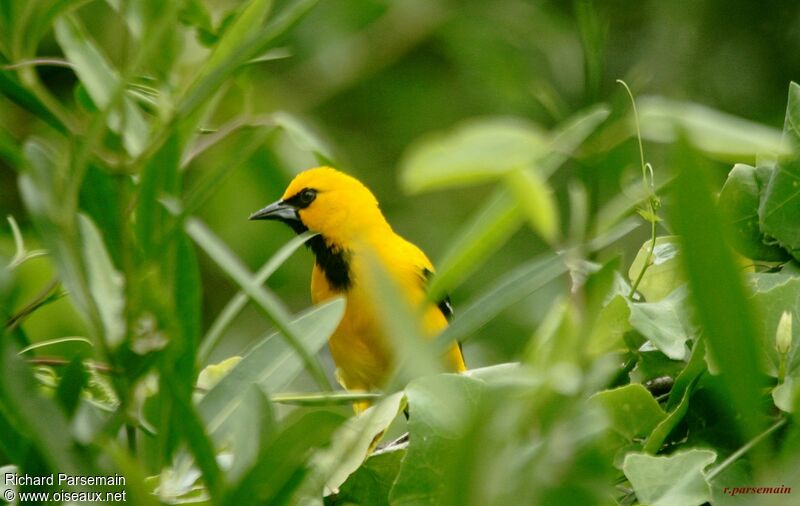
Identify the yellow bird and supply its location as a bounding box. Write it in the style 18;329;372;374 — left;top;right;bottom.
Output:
250;167;466;410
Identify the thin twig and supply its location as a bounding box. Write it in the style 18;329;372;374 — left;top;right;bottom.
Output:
27;356;116;374
5;279;62;332
706;417;787;481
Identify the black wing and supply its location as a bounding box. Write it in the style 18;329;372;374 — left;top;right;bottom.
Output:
422;268;454;321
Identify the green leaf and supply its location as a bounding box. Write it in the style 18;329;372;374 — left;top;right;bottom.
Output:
55;356;86;418
186;217;333;389
628;286;696;360
759;83;800;260
643;375;699;453
638;96;788;160
226;385;276;482
718;163;789;261
590;384;666;440
503;167;559;244
137;133;181;258
225;410;344;506
164;379;223;503
310;392;405;495
586;294;631;356
0;62;67;133
628;236;685;302
667;338;706;410
53;15;149;156
671;139;767;440
772;376;798;412
335;448;406;506
436;254;566;348
428;187;522;302
270;391;381;406
177;0;275;120
0;340;87;475
199;231;317;363
198;299;344;436
750;273;800;389
623;449;717;506
400;117;548;193
196;356;242;391
78;214;125;348
390;374;484;504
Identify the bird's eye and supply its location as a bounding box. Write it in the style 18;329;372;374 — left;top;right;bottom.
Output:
299;188;317;205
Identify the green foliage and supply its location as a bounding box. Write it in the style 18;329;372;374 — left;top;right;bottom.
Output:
1;2;799;505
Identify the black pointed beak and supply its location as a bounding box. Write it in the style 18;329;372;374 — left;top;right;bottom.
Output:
249;200;298;221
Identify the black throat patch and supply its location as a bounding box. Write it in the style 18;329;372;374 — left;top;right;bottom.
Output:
307;235;351;291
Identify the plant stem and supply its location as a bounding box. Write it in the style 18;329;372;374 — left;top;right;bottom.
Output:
4;279;62;332
27;356;115;374
706;417;787;481
629;215;657;298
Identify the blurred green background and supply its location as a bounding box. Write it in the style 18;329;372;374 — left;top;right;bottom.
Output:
2;1;800;504
2;0;799;370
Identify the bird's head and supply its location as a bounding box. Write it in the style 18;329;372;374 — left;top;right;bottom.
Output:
249;167;389;244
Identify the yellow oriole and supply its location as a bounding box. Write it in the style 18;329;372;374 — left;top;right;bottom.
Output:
250;167;466;409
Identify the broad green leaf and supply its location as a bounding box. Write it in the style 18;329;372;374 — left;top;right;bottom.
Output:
638;96;788;160
623;449;717;506
590;384;666;440
628;236;684;302
671;140;766;440
643;375;698;453
0;60;67;134
390;374;484;504
196;356;242;392
186;217;332;388
429;187;523;301
335;448;406;506
226;385;275;482
628;286;696;360
54;15;149;156
224;410;344;506
629;350;687;385
55;356;86;418
78;214;125;348
310;392;405;495
773;376;798;412
586;294;631;356
759;83;800;259
400;117;548;193
198;299;344;435
199;231;317;363
667;338;706;410
718;163;788;261
503;167;559;244
137;133;181;258
750;273;800;378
